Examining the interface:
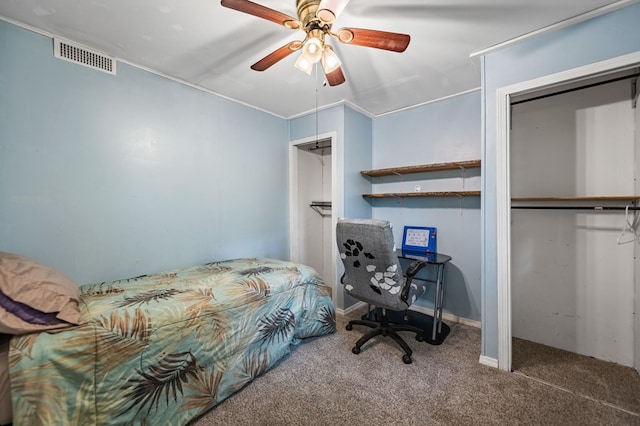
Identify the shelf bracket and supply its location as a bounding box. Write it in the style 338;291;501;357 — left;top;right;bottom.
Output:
458;165;467;189
632;75;639;109
457;194;465;215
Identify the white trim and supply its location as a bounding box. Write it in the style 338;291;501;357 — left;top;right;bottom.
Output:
0;15;287;119
288;144;300;263
331;129;345;310
409;305;481;329
338;301;367;317
338;302;481;328
0;15;482;120
479;355;499;369
495;51;640;373
496;86;512;372
288;99;376;120
289;131;341;310
288;88;482;120
470;0;638;59
375;88;482;118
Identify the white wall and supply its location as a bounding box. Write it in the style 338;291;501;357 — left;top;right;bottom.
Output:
510;79;636;366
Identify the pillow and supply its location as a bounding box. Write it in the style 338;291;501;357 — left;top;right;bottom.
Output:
0;252;82;335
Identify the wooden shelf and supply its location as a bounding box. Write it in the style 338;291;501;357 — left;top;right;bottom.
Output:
361;159;481;178
363;191;481;199
511;196;640;202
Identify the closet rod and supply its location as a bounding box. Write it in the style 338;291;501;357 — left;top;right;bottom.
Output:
310;201;332;217
511;72;640;106
512;206;640;211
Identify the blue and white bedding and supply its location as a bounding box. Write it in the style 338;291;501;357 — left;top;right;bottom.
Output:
8;257;335;425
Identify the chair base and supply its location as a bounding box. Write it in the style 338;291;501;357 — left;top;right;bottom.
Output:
346;311;424;364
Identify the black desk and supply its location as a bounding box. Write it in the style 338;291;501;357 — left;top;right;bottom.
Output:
398;250;451;343
365;250;452;344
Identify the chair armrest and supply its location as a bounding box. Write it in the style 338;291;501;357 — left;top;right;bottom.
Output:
401;260;428;303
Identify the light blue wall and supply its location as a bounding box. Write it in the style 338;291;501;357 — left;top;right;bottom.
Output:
289;104;344;143
343;107;372;219
371;92;482;321
341;106;373;308
0;20;289;284
481;3;640;359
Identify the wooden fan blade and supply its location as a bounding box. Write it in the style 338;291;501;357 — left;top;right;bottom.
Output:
251;42;302;71
221;0;301;29
336;27;410;52
325;66;346;86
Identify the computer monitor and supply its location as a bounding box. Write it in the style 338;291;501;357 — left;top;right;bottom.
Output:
402;226;437;254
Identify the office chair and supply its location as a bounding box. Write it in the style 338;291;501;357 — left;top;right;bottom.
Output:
336;218;428;364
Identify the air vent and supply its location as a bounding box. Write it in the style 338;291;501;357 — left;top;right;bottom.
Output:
53;38;116;75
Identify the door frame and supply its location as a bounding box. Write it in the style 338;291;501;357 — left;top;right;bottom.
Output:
495;51;640;372
635;76;640;374
289;131;341;309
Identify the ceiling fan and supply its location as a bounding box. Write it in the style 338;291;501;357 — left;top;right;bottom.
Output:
220;0;411;86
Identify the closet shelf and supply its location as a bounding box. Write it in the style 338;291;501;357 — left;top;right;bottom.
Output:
363;191;481;199
511;196;640;202
360;159;481;177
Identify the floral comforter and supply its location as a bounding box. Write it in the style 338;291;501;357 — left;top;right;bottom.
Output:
9;258;335;425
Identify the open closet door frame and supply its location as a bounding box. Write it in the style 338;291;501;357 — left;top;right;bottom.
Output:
495;51;640;372
636;88;640;375
289;131;342;310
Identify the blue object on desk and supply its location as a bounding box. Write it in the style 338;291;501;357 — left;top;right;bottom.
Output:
402;226;437;254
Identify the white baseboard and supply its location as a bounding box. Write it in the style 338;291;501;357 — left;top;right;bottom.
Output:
336;301;367;317
337;302;481;329
408;305;481;329
479;355;499;369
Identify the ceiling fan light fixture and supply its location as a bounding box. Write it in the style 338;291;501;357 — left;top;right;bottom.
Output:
321;46;341;74
294;52;314;75
303;36;323;63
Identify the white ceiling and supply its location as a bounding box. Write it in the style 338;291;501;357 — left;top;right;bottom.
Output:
0;0;633;118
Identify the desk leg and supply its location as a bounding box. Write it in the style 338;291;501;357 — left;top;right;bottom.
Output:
436;264;445;334
431;264;446;340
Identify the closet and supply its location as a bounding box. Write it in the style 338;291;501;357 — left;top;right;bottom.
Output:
291;138;333;286
509;71;639;367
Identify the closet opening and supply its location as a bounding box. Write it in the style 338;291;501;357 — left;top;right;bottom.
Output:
506;65;640;410
289;134;338;308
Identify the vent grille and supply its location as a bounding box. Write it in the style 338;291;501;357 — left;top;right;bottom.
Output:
54;38;116;75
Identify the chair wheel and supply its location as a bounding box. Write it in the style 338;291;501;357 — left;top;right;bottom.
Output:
416;333;424;342
346;324;353;331
402;355;413;364
352;346;361;355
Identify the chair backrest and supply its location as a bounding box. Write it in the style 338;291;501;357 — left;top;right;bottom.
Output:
336;218;407;310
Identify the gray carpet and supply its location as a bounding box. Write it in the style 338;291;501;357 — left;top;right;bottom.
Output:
192;309;640;425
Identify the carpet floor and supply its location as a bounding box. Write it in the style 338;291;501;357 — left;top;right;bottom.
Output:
192;309;640;425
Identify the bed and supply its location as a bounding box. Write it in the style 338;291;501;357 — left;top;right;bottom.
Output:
1;254;335;425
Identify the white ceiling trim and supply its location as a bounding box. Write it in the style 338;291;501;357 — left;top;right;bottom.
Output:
0;14;288;119
375;87;482;118
1;12;467;121
469;0;639;59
